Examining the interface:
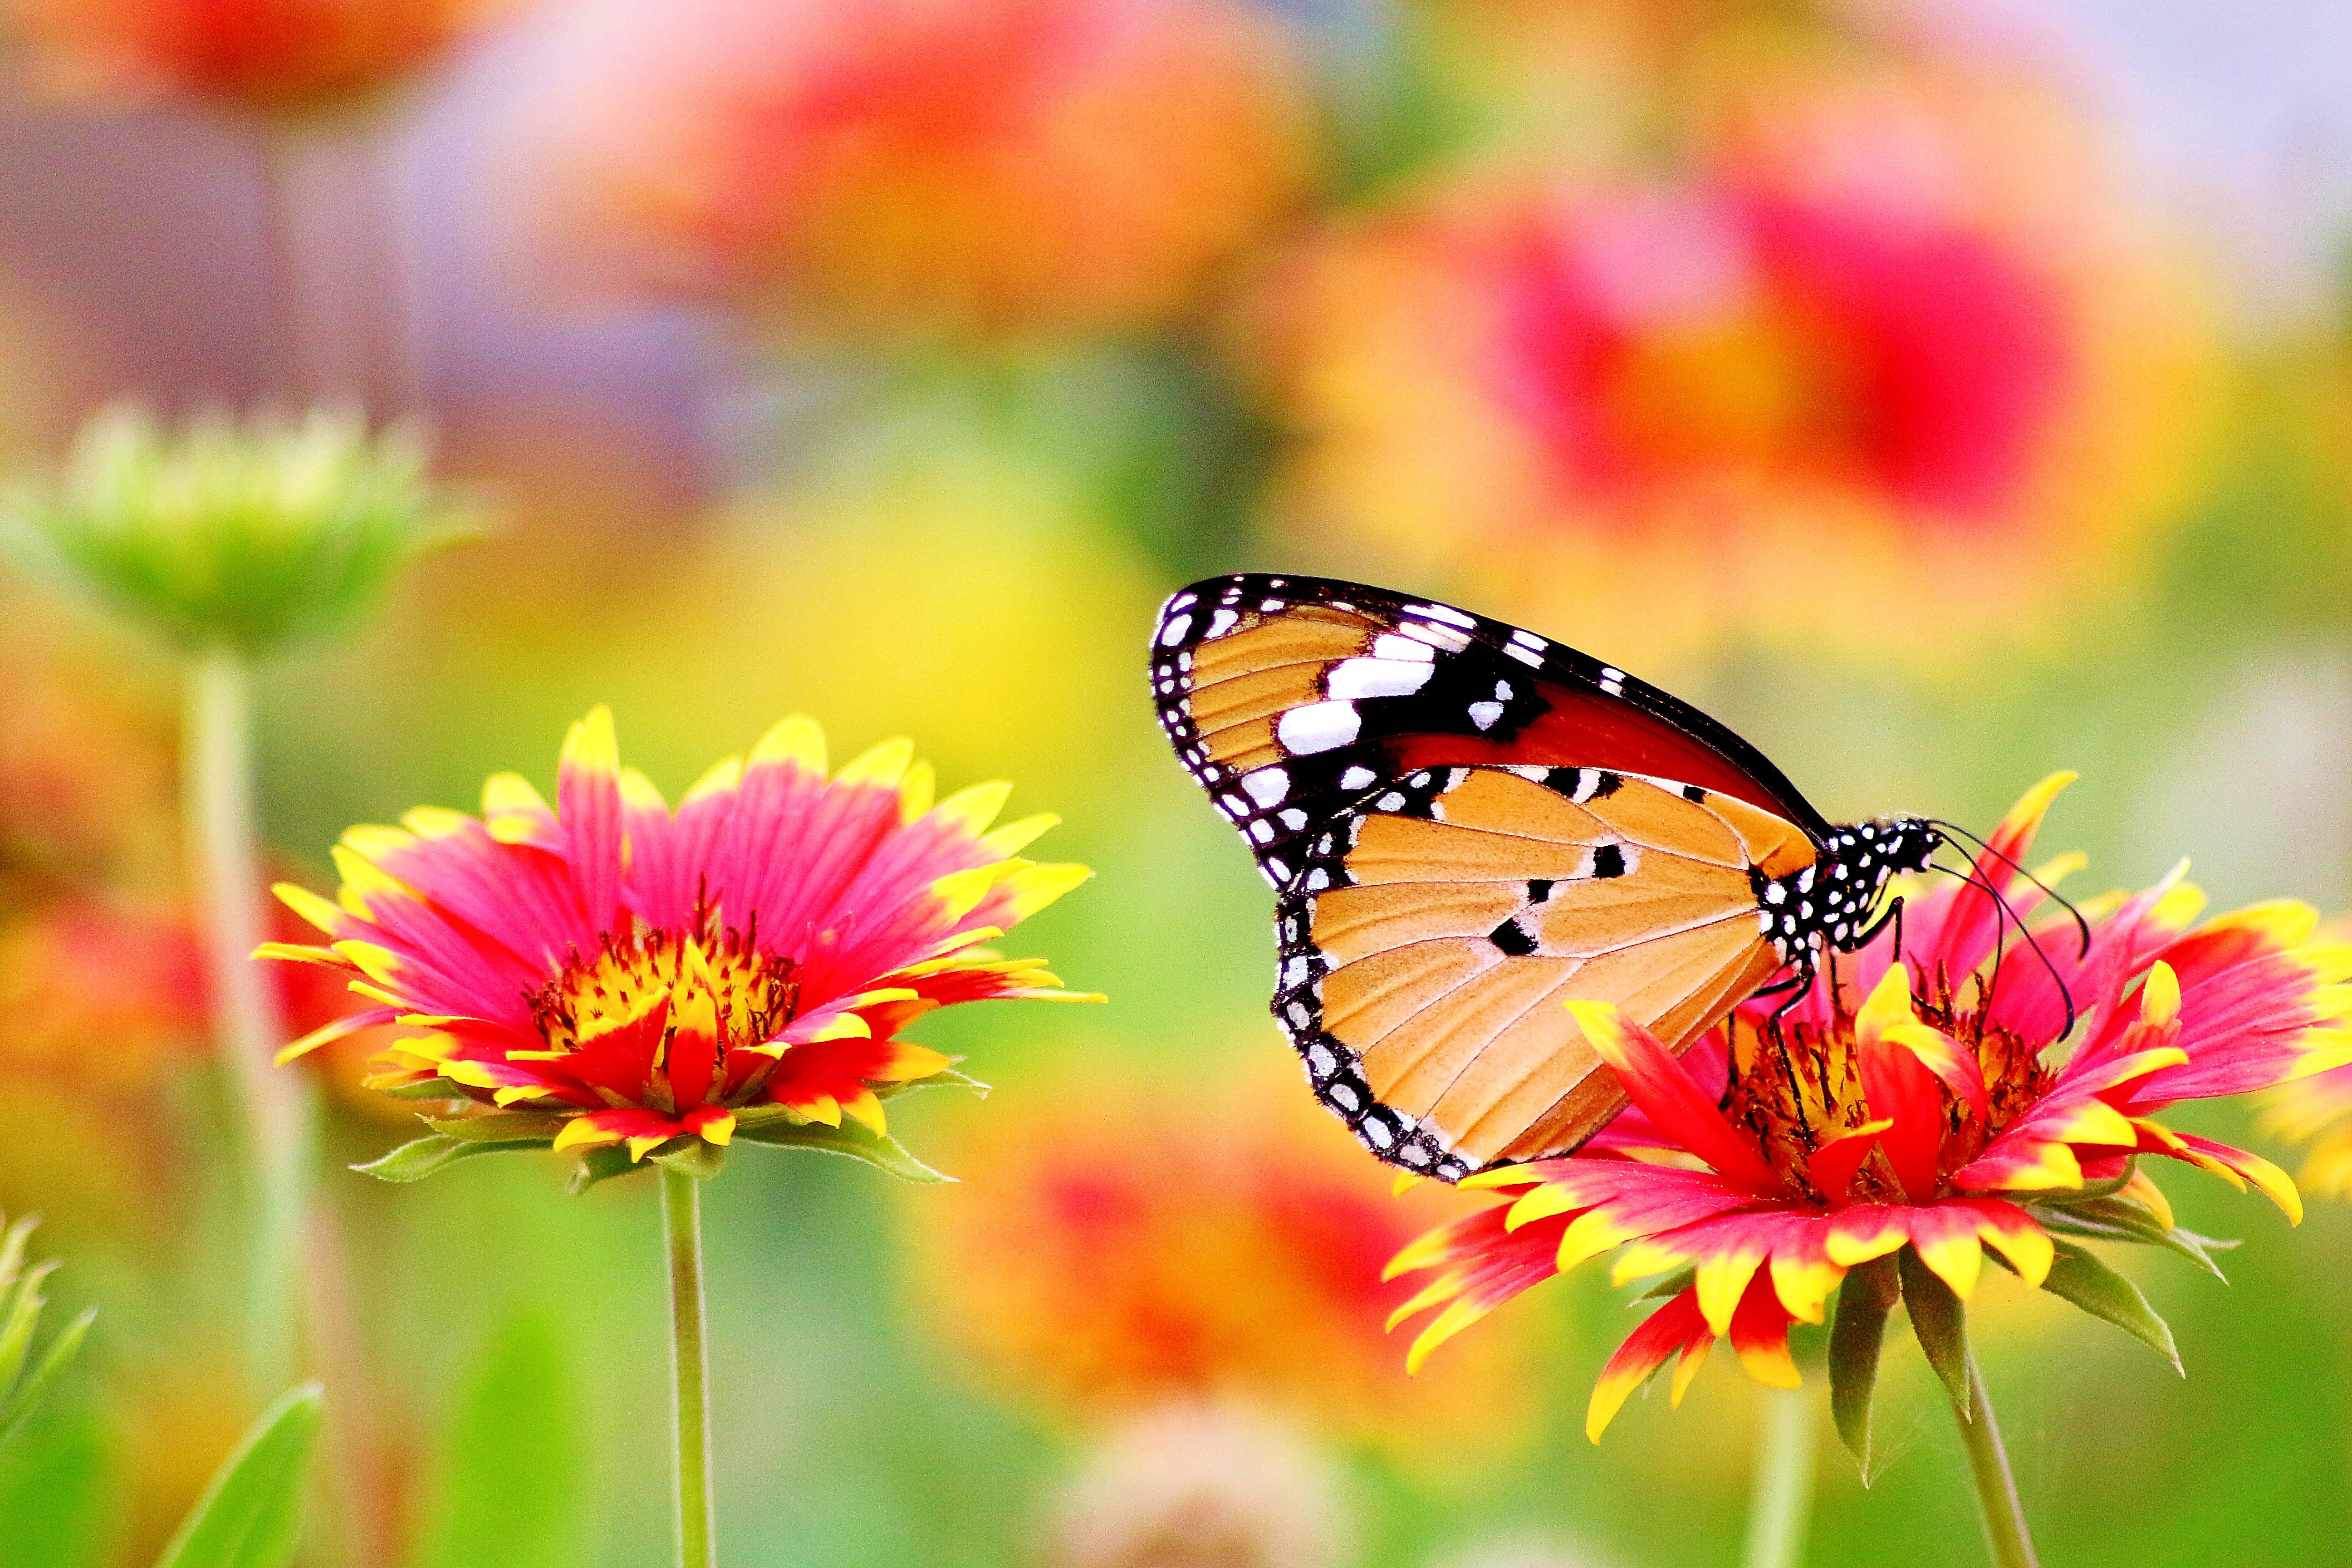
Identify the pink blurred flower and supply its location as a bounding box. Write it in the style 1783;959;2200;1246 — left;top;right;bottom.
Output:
505;0;1318;341
1244;57;2208;666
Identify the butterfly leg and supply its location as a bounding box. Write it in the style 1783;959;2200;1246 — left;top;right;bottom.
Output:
1846;894;1905;960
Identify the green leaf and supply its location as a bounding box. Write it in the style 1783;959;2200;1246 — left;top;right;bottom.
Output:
652;1138;726;1181
425;1112;568;1144
2033;1196;2234;1279
0;1308;92;1443
153;1383;325;1568
0;1260;60;1405
564;1144;643;1196
0;1400;109;1568
1828;1254;1901;1481
414;1310;582;1568
1896;1246;1971;1415
2039;1239;2182;1372
353;1135;550;1183
378;1079;466;1102
876;1068;991;1102
1637;1268;1697;1303
732;1119;952;1182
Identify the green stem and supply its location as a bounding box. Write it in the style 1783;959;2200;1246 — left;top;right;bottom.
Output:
185;647;311;1392
1950;1352;2039;1568
663;1166;716;1568
1741;1384;1816;1568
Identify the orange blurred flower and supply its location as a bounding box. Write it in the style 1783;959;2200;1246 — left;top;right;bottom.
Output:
505;0;1318;342
1243;54;2209;667
5;0;502;115
906;1050;1543;1461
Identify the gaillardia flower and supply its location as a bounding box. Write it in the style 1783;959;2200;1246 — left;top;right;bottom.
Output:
1389;775;2352;1455
2257;1016;2352;1200
263;708;1094;1186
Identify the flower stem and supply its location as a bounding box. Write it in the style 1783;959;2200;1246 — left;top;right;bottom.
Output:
1950;1352;2039;1568
185;647;310;1391
662;1166;717;1568
1741;1384;1816;1568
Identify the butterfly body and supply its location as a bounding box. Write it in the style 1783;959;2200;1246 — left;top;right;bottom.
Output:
1152;574;1940;1180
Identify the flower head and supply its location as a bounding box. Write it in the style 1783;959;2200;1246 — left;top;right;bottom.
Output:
1242;60;2207;666
8;0;500;117
908;1055;1542;1459
263;708;1094;1187
12;404;467;656
1389;775;2352;1452
504;0;1317;343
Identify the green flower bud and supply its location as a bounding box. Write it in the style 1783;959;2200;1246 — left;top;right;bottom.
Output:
10;403;468;654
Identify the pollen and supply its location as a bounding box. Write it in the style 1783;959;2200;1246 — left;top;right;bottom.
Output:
528;912;799;1060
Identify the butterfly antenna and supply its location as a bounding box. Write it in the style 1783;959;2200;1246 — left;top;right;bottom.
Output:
1927;818;2093;960
1927;858;2082;1044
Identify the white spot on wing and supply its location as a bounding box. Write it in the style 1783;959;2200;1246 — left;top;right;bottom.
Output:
1328;657;1435;701
1158;613;1192;647
1277;701;1362;755
1241;767;1289;806
1338;765;1376;790
1371;633;1437;662
1410;603;1477;628
1467;701;1504;730
1207;608;1239;638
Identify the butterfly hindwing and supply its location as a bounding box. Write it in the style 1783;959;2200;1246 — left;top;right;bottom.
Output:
1273;765;1813;1176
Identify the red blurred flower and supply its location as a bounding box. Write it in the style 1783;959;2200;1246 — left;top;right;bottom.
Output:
909;1055;1543;1459
1390;776;2351;1440
505;0;1318;341
8;0;501;115
264;708;1093;1174
1244;59;2207;665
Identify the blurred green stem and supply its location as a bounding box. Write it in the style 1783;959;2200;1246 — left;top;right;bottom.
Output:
1952;1352;2038;1568
186;646;311;1391
1741;1384;1815;1568
663;1167;716;1568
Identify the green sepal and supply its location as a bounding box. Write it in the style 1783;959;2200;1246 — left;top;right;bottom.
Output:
153;1383;325;1568
2031;1196;2234;1280
1896;1245;1971;1415
652;1138;727;1181
2039;1239;2182;1372
353;1135;553;1183
564;1145;642;1196
876;1068;991;1102
1637;1268;1696;1303
378;1080;467;1102
0;1307;93;1443
733;1118;952;1183
1828;1254;1901;1481
424;1112;569;1144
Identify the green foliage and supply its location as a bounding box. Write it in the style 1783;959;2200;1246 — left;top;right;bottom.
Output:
2038;1240;2184;1373
732;1111;952;1182
153;1384;325;1568
1896;1247;1972;1415
355;1134;556;1183
8;404;471;654
413;1310;583;1568
0;1401;109;1568
2033;1193;2236;1279
0;1214;93;1445
1827;1254;1901;1480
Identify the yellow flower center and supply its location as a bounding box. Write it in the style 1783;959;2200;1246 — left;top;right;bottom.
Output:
1724;966;2052;1205
526;922;799;1058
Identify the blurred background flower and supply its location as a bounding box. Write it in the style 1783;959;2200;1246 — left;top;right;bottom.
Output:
501;0;1321;344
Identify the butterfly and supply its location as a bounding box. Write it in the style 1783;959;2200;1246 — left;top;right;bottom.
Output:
1151;573;1946;1182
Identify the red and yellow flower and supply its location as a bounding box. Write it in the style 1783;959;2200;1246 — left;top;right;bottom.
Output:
262;708;1094;1180
907;1054;1544;1461
1242;57;2209;668
1390;774;2352;1442
505;0;1317;343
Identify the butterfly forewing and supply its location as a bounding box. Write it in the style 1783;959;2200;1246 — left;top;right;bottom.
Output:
1152;574;1848;1180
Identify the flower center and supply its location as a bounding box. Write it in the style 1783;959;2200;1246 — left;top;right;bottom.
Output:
527;919;799;1060
1724;965;2052;1205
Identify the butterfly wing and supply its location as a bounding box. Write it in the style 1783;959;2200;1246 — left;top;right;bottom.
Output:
1151;574;1833;892
1150;573;1837;1178
1277;765;1813;1177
